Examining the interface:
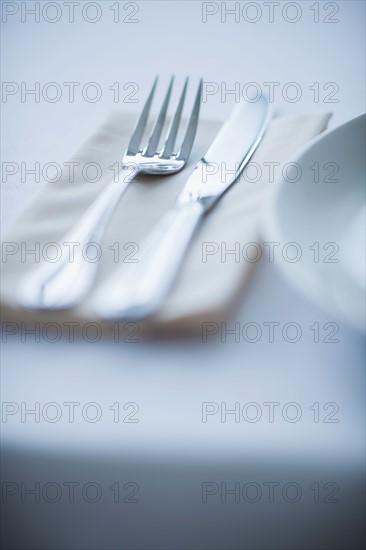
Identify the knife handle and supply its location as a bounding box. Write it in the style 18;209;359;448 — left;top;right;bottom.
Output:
93;202;204;320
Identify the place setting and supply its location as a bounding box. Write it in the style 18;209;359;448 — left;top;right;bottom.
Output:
2;75;353;337
1;3;365;549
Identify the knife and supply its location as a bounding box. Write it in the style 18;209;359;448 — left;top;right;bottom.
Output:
92;96;272;320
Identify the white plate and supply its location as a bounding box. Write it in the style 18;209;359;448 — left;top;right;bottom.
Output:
265;114;365;331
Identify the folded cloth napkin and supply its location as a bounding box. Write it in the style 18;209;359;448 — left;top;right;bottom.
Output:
1;110;331;337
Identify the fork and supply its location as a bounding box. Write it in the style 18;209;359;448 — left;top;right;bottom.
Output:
18;76;202;310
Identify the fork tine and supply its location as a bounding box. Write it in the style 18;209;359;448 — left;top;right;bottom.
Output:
177;79;202;161
143;76;174;157
126;76;158;155
160;77;188;159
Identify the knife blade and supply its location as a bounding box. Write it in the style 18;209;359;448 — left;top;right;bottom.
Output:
92;97;272;320
178;95;271;210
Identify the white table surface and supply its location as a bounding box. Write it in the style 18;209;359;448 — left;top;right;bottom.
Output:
1;2;365;549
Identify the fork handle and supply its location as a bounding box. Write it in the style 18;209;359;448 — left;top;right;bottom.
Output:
93;202;205;320
18;169;138;310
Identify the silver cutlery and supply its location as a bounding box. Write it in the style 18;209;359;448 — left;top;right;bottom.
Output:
92;96;272;320
18;76;202;310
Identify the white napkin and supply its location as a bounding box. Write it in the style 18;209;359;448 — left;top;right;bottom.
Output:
1;110;331;336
